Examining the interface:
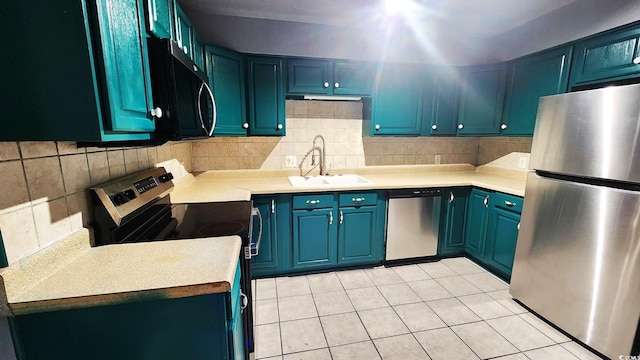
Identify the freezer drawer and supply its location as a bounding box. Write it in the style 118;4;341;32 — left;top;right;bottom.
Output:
511;172;640;358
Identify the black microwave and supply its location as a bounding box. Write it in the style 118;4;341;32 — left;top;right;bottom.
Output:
147;37;216;144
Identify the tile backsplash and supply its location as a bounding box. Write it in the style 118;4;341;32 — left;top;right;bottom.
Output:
0;141;192;264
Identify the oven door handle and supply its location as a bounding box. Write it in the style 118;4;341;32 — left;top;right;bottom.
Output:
249;207;262;257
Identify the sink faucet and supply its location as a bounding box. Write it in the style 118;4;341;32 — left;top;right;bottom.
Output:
311;135;327;176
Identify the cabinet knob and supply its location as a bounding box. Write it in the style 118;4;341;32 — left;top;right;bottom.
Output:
277;123;283;130
458;124;464;130
375;124;380;130
193;65;198;72
431;124;437;130
500;124;507;130
149;107;163;119
517;222;520;230
334;82;340;88
634;57;640;65
323;82;330;88
183;46;188;54
243;123;249;129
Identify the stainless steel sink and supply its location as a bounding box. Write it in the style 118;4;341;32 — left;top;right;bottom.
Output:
288;174;373;188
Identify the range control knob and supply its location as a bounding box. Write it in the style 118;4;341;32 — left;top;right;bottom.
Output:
123;189;137;201
112;192;128;206
158;172;174;183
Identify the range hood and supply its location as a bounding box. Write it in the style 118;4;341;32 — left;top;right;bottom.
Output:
303;95;362;101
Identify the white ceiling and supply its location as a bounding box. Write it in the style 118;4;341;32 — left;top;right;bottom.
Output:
179;0;640;65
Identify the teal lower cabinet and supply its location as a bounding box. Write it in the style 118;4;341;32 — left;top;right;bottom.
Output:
11;263;244;360
251;196;279;277
463;188;491;259
338;206;377;264
438;187;470;256
292;207;338;269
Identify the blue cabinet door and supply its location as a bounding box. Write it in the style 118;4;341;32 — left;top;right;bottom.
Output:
464;188;490;259
251;197;279;276
439;188;469;256
570;25;640;88
287;59;332;95
292;209;337;269
371;64;424;135
193;35;205;70
457;64;506;135
422;67;461;136
145;0;172;39
502;46;572;136
338;206;377;264
486;207;520;277
173;3;193;58
206;46;247;136
333;61;373;96
247;57;286;136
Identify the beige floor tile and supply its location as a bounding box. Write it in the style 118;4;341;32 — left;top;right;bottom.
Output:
256;278;277;300
346;287;389;310
307;272;343;293
407;280;453;301
282;348;331;360
493;354;529;360
414;327;479;360
441;257;485;275
255;323;282;359
365;267;404;286
256;299;279;325
417;261;457;278
435;275;483;297
313;290;354;316
463;272;509;292
458;293;513;320
427;298;481;326
391;264;431;282
358;307;409;339
280;318;327;354
377;283;422;306
320;312;370;347
257;356;283;360
487;290;528;314
278;295;317;322
452;322;519;359
337;269;375;289
394;302;447;332
330;341;381;360
277;276;311;298
524;344;580;359
373;334;430;360
487;315;555;351
560;342;603;360
519;313;571;343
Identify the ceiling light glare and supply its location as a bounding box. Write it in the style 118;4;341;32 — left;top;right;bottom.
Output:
383;0;409;17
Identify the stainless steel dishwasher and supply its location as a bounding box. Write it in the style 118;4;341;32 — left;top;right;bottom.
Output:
385;189;441;261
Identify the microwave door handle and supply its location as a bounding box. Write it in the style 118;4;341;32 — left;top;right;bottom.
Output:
199;82;216;136
197;82;207;134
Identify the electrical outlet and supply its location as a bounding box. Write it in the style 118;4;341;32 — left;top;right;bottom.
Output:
519;156;528;169
285;156;297;168
435;154;441;165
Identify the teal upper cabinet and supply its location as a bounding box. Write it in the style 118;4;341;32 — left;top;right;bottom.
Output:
1;0;157;142
502;46;572;136
570;25;640;88
457;64;506;135
422;67;461;136
173;3;193;59
464;188;491;259
287;59;373;96
206;46;247;136
372;64;424;135
439;187;469;256
247;57;286;136
193;35;205;70
146;0;172;39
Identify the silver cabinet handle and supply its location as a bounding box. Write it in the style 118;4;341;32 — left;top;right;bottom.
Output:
243;123;249;129
306;199;320;205
329;211;333;225
149;107;163;119
277;123;283;130
339;210;343;224
375;124;380;130
240;292;248;311
271;199;275;214
458;124;464;129
500;124;507;130
504;200;516;207
483;196;489;207
449;192;454;203
432;124;437;130
323;81;330;88
334;82;340;88
351;197;365;202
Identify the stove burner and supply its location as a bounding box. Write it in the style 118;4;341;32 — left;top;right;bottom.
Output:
198;221;245;237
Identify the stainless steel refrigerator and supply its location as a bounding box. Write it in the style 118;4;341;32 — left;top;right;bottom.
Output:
511;84;640;359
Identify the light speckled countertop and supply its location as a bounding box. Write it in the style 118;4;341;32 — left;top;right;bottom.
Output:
170;164;527;203
0;229;241;316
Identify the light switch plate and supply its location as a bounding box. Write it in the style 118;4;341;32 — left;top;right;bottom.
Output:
285;156;297;168
435;154;441;165
518;156;528;169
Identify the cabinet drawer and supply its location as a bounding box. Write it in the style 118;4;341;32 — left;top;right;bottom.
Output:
492;192;523;213
338;192;377;207
293;194;334;209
